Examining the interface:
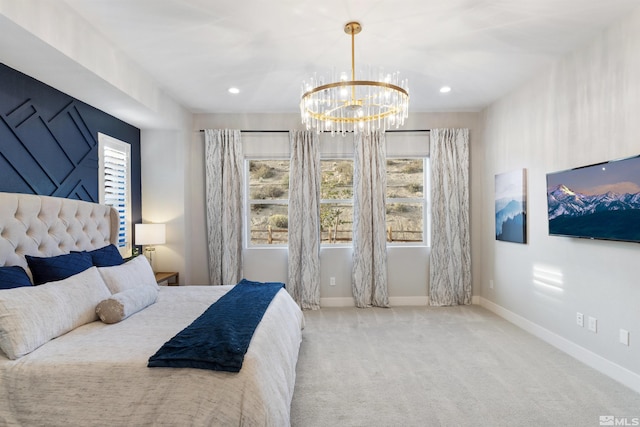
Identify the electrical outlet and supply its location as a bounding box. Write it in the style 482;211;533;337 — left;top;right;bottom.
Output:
576;312;584;327
329;277;336;286
489;279;494;289
588;316;597;333
620;329;630;346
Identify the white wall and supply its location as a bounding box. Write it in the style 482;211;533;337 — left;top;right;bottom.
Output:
190;112;481;304
141;125;193;283
0;0;182;130
479;7;640;386
0;1;195;283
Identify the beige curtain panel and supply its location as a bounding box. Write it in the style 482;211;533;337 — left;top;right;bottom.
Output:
204;129;243;286
287;130;321;309
429;128;471;306
352;131;389;308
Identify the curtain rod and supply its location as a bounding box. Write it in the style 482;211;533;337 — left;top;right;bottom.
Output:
198;130;286;133
198;129;430;133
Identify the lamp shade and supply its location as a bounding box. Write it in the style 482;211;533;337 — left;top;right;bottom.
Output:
135;223;166;245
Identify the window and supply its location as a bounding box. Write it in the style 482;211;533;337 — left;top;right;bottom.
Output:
386;158;428;245
244;150;429;248
98;133;132;257
246;159;290;246
320;159;353;244
319;157;428;246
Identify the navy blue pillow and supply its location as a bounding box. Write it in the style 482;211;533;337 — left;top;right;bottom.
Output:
76;244;124;267
25;252;93;285
0;266;33;289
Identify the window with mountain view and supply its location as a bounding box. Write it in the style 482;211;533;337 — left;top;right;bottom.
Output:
321;159;354;245
246;156;428;247
386;158;427;245
247;159;290;246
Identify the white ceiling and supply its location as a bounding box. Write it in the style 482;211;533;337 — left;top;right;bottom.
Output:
39;0;640;114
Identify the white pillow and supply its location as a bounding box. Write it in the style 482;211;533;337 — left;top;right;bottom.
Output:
97;255;158;294
96;286;158;324
0;267;111;359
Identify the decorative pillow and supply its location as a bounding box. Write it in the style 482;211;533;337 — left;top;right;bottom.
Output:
26;252;93;285
0;267;111;359
74;244;124;267
96;286;158;324
0;266;33;289
97;255;158;294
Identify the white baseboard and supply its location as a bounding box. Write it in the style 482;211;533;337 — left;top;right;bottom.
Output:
320;297;355;307
320;296;430;307
480;297;640;394
389;296;429;306
320;295;479;308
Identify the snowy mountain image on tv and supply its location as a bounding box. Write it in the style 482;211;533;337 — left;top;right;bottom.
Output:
495;169;527;244
546;155;640;243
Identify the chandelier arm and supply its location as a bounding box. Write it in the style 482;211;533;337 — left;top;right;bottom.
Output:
323;101;352;115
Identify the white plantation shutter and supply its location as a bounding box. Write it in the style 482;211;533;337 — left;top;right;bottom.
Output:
99;133;132;257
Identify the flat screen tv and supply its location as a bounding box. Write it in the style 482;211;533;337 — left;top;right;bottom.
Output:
546;154;640;243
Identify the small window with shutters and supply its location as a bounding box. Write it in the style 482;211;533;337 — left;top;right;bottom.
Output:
98;133;132;257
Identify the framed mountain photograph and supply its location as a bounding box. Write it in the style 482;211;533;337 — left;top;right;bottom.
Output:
495;169;527;244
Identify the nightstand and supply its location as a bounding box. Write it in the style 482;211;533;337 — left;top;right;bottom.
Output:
155;271;179;286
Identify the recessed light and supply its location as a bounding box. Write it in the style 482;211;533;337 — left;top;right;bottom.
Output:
228;87;240;94
439;86;451;93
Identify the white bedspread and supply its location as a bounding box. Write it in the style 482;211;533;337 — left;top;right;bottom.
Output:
0;285;304;426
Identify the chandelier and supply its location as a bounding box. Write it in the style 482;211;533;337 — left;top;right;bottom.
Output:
300;21;410;135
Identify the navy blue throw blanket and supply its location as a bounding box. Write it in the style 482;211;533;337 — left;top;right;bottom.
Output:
148;279;284;372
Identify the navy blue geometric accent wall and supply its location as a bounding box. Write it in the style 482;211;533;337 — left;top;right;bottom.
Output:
0;63;141;225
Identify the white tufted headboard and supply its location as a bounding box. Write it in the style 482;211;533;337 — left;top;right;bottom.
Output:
0;192;119;270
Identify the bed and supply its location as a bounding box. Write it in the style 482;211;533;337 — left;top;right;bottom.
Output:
0;192;304;426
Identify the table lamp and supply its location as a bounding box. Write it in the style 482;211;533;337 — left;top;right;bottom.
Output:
134;223;166;271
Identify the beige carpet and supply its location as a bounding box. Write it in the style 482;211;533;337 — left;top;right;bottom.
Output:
290;306;639;427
